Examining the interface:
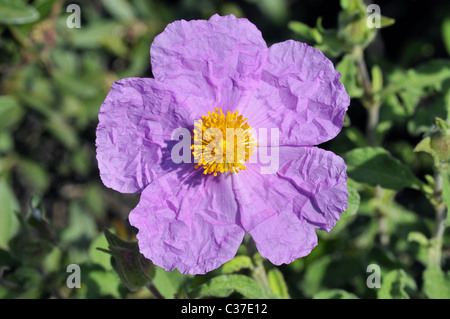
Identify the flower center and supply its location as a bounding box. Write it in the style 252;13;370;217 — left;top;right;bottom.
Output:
191;107;257;176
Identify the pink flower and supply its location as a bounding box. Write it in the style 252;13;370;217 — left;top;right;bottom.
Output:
96;14;350;274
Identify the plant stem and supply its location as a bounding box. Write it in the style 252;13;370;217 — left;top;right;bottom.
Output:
355;53;381;146
355;49;387;245
148;283;165;299
244;234;270;291
431;171;447;265
366;104;380;147
355;55;372;100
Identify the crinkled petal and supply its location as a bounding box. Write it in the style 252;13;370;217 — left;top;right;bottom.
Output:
232;166;317;265
276;146;349;232
128;171;245;275
248;208;318;265
151;14;268;118
243;40;350;146
96;77;192;194
231;146;347;264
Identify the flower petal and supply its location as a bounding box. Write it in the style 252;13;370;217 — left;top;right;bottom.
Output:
243;40;350;146
276;146;349;232
232;166;318;264
129;171;245;275
232;146;347;264
96;77;192;193
248;209;318;265
150;14;268;118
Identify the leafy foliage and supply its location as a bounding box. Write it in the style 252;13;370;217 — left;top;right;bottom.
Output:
0;0;449;300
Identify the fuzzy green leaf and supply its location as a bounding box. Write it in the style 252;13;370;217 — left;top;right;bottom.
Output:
152;267;186;299
336;54;363;98
0;96;23;131
100;0;135;21
423;265;450;299
288;21;322;43
0;0;40;25
221;255;254;274
378;269;413;299
267;268;290;299
344;147;423;190
0;178;19;250
313;289;358;299
193;274;271;299
341;181;360;217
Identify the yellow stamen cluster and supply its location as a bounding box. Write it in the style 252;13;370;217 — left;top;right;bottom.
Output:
191;108;257;176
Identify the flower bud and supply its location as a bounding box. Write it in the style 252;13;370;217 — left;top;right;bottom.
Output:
414;118;450;169
103;229;155;292
430;132;450;165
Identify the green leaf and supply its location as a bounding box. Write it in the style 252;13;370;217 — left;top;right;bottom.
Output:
0;132;13;152
193;274;270;299
82;264;122;298
0;178;20;250
0;0;40;25
253;0;288;25
17;159;49;193
383;60;450;98
42;245;62;273
344;147;423;190
52;71;99;99
0;95;23;130
33;0;58;21
423;265;450;299
341;181;360;217
288;21;322;43
60;202;97;246
378;269;413;299
383;60;450;127
407;232;429;247
88;269;122;298
340;0;365;11
314;34;346;57
442;18;450;56
66;21;128;57
379;16;395;29
407;232;429;266
313;289;358;299
44;114;79;150
301;255;332;297
8;212;55;266
221;255;254;274
267;268;290;299
6;266;42;298
343;127;369;148
336;54;363;98
152;267;186;299
89;232;112;270
407;82;450;136
371;64;383;94
100;0;135;21
84;183;106;217
414;137;437;162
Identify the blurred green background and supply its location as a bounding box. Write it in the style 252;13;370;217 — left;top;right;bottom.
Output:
0;0;450;299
